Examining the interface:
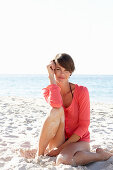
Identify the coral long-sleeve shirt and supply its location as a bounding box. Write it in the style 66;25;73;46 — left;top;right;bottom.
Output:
42;84;90;142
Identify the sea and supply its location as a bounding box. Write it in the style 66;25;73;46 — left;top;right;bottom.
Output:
0;74;113;103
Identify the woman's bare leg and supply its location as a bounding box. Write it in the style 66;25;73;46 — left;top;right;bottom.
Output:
20;107;65;158
72;148;112;166
56;141;113;166
38;107;65;156
47;107;65;152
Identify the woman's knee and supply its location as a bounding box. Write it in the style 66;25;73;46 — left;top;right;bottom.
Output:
56;153;72;165
48;107;64;120
56;154;69;165
56;151;87;166
56;142;90;166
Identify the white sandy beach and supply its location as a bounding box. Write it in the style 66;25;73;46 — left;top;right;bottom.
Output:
0;96;113;170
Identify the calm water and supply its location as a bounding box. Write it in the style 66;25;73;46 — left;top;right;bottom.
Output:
0;74;113;103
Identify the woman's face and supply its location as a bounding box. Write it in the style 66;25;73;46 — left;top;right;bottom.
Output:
54;62;71;83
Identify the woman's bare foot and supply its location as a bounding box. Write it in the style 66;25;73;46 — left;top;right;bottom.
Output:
20;149;37;159
96;148;113;161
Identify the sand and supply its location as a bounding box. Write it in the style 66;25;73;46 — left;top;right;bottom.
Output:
0;96;113;170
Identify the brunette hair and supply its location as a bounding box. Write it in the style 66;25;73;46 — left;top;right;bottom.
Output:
54;53;75;73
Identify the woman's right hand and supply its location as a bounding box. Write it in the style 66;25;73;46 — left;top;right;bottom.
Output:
47;60;56;84
47;60;56;77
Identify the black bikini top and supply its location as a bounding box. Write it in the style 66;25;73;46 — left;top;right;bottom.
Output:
69;83;73;98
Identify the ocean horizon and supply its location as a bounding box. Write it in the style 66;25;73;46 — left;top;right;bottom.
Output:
0;74;113;103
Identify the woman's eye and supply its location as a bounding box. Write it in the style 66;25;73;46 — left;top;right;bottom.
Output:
56;68;60;70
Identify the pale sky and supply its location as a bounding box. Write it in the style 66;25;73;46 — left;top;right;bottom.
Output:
0;0;113;74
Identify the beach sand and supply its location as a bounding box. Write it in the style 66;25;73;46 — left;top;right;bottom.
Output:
0;96;113;170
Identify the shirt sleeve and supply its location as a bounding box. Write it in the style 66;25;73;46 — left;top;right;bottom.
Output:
73;86;90;138
42;84;63;108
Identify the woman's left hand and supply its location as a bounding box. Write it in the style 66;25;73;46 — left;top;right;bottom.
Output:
46;147;61;157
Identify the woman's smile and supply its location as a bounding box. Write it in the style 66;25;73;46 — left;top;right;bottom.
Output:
58;76;65;79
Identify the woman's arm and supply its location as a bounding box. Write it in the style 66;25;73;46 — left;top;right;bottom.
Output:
42;61;63;108
47;60;56;84
59;133;80;150
46;133;80;156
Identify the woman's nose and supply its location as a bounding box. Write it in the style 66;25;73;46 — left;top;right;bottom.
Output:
60;70;65;75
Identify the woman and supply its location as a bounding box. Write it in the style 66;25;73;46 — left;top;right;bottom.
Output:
21;53;112;166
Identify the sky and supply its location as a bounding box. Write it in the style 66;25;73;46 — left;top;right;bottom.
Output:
0;0;113;75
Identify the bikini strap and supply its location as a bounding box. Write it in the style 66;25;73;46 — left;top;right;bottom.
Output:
69;83;73;98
